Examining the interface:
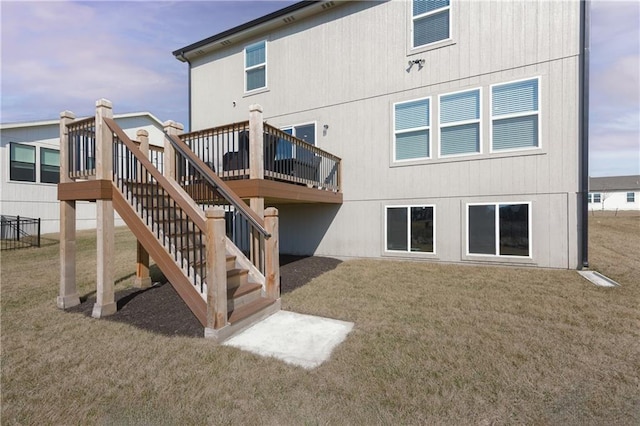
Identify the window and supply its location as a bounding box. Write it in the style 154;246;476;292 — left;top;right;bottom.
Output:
627;192;635;203
40;148;60;184
468;203;530;257
245;41;266;92
386;205;435;253
9;143;36;182
394;98;431;161
590;193;602;203
439;88;481;156
412;0;451;48
491;78;540;152
279;123;316;160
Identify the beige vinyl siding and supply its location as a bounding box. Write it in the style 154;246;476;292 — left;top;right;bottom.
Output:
188;0;583;268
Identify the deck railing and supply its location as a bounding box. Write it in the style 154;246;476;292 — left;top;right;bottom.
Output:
0;215;41;250
179;120;341;192
179;121;251;182
263;124;341;191
67;117;96;179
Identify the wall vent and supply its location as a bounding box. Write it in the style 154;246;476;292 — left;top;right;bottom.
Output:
220;40;232;46
283;15;296;23
321;1;335;10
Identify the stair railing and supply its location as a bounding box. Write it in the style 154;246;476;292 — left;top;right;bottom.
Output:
166;133;270;273
106;117;210;292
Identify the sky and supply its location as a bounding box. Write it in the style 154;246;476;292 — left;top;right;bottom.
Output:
1;0;639;177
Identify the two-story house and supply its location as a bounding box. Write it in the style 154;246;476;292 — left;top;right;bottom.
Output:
171;0;590;269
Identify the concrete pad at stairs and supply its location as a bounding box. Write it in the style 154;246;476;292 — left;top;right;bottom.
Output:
223;310;354;369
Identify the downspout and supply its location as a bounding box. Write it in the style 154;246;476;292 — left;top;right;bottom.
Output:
578;0;590;269
178;52;192;132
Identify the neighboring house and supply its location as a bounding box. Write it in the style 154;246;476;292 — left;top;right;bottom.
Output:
589;175;640;211
171;0;590;269
0;113;166;234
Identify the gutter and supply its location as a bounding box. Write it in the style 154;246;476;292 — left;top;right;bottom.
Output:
578;0;591;269
177;52;192;132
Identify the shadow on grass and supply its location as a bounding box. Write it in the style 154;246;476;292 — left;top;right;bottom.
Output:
65;256;342;338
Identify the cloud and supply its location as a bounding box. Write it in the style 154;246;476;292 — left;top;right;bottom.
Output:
0;0;295;126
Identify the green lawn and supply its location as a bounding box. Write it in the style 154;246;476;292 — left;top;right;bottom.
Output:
1;213;639;424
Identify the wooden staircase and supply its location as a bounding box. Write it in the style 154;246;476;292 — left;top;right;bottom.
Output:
116;181;278;337
57;102;282;342
105;116;281;342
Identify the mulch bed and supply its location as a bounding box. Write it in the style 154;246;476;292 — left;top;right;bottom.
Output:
67;255;341;338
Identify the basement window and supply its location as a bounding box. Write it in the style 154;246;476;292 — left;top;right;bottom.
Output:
386;205;435;253
467;203;531;257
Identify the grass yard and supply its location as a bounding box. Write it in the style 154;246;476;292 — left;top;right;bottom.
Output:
1;212;639;424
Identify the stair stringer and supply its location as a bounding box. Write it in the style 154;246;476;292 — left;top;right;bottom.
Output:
111;184;207;326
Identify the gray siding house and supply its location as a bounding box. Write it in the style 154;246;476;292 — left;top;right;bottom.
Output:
173;0;590;269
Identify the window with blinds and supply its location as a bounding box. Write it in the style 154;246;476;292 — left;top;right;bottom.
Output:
439;88;481;156
394;98;431;161
491;78;540;152
412;0;450;48
245;41;266;92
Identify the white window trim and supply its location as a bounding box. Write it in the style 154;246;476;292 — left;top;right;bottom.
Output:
244;40;267;94
465;201;532;259
410;1;452;50
591;193;602;203
626;192;635;203
489;76;541;154
280;121;318;147
438;87;482;158
385;204;437;255
393;96;432;162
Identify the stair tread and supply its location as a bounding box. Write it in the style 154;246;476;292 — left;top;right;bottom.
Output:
228;297;276;324
228;282;261;299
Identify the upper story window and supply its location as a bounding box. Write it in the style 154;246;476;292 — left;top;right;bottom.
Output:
40;148;60;184
627;192;635;203
394;98;431;161
9;143;36;182
412;0;451;48
244;41;266;92
491;78;540;152
439;88;481;157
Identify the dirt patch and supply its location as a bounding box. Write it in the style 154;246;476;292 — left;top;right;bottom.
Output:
67;255;341;338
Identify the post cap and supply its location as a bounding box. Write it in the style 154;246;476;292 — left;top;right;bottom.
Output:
205;207;226;219
265;207;279;217
95;98;113;109
136;129;149;137
60;110;76;119
249;104;263;113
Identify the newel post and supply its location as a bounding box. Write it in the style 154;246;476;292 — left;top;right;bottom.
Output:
92;99;116;318
264;207;280;300
57;110;80;309
163;120;183;181
205;207;228;332
133;129;152;289
248;104;264;180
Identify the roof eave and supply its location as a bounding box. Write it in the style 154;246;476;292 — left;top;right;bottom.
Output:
172;0;339;62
